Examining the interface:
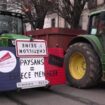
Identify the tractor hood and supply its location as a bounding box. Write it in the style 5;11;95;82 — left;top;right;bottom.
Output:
0;34;30;47
1;34;30;39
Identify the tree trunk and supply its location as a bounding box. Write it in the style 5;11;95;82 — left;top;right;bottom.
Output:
35;15;45;29
70;10;81;29
71;16;80;29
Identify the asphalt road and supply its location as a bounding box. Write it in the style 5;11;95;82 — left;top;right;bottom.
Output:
1;83;105;105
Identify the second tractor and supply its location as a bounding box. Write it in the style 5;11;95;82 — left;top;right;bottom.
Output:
64;10;105;88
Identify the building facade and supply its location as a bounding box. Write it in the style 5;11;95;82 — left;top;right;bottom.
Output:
1;0;105;31
44;0;105;31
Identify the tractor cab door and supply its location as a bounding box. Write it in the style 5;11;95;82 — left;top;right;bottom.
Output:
88;11;105;35
88;13;100;35
88;11;105;52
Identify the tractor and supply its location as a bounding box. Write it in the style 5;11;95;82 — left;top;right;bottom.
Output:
64;10;105;88
0;10;66;91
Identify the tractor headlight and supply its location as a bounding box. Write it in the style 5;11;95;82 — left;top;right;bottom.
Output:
8;39;15;46
11;40;15;46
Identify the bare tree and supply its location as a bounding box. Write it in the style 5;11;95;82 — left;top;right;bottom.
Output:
4;0;53;29
29;0;53;29
0;0;89;29
54;0;89;29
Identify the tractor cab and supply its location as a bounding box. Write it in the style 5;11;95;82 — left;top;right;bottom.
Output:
0;11;24;35
0;11;30;47
88;10;105;35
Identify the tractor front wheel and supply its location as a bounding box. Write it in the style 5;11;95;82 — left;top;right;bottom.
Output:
64;42;102;88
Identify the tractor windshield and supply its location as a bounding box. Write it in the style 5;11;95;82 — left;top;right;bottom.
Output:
0;14;22;35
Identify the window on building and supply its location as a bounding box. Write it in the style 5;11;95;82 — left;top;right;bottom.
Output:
88;0;97;9
65;21;68;28
51;18;55;27
64;21;70;28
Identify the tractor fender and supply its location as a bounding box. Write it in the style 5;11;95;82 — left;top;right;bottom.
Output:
69;35;104;58
68;35;105;78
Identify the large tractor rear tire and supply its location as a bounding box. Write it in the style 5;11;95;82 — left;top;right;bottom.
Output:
64;42;102;88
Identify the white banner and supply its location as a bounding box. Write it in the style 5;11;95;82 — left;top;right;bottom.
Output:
16;40;47;57
20;57;45;82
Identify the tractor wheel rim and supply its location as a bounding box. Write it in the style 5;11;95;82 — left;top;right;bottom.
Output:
69;52;86;80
